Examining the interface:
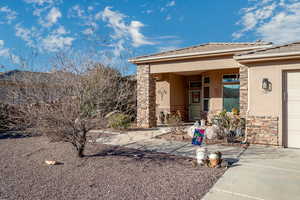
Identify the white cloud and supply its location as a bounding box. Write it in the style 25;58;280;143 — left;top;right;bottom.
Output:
0;6;17;24
15;23;73;53
82;28;94;35
23;0;54;5
101;7;154;47
68;5;99;35
143;9;153;14
69;5;84;18
23;0;59;17
101;7;128;39
53;26;68;35
166;1;176;7
40;7;61;27
42;25;74;52
112;39;125;57
166;15;172;21
157;46;178;52
0;40;21;64
15;24;36;48
129;21;154;47
233;0;300;43
0;40;10;57
42;35;74;52
257;12;300;43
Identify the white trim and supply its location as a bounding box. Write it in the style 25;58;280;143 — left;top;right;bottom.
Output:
129;45;272;63
235;51;300;60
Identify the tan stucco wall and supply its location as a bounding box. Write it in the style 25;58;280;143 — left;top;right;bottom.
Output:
155;74;171;114
246;59;300;146
170;74;186;106
155;74;187;121
170;74;187;119
150;55;239;74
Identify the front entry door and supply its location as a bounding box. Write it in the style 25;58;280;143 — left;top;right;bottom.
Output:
189;90;201;121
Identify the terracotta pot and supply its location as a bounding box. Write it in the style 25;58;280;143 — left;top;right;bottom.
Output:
209;153;220;168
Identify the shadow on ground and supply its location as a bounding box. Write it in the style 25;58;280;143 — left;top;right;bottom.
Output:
86;145;194;164
0;131;32;140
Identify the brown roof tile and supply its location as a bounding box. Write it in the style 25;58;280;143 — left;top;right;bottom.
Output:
132;42;271;60
236;41;300;57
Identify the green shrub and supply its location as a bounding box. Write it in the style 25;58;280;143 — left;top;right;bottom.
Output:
108;113;131;129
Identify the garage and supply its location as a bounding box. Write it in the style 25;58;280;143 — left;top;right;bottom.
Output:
286;71;300;148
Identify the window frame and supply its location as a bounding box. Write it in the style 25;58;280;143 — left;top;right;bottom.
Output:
222;74;240;112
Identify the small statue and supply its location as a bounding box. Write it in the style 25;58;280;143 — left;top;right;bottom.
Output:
159;111;165;124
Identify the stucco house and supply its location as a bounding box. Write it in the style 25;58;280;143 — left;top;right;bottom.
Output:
129;41;300;148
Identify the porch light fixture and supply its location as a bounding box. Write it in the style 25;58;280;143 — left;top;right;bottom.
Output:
262;78;271;91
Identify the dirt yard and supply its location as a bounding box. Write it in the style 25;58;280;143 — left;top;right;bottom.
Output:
0;134;225;200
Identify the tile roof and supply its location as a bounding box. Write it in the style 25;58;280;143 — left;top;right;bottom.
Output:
132;42;272;60
236;41;300;57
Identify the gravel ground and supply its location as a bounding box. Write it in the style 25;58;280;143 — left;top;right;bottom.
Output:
0;134;225;200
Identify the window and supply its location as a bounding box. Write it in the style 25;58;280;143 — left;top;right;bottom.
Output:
189;81;201;88
223;74;240;83
204;77;210;84
191;91;201;103
223;74;240;112
203;87;210;111
204;87;210;98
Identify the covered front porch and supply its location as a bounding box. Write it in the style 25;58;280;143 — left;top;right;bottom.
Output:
154;68;240;123
131;42;269;128
135;52;247;128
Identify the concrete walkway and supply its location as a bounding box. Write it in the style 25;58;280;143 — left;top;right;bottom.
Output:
203;145;300;200
95;127;244;160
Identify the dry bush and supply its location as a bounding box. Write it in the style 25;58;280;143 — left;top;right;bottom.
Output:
166;111;186;135
0;103;9;131
7;60;136;157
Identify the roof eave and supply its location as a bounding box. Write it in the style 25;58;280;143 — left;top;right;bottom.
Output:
234;51;300;63
129;45;272;64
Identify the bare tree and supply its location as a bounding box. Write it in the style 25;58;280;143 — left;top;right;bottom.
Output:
7;56;136;157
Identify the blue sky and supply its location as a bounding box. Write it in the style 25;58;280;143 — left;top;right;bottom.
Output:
0;0;300;73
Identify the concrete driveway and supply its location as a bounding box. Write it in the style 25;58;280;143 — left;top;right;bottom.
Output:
203;145;300;200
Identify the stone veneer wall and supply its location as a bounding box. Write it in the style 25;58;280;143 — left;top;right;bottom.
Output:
239;65;248;118
246;116;279;145
240;65;279;145
136;64;156;128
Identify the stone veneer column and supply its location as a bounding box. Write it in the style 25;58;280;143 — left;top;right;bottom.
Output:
239;64;248;118
246;116;279;145
136;64;156;128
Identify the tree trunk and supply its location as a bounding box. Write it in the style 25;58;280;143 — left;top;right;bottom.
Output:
77;145;85;157
76;130;87;158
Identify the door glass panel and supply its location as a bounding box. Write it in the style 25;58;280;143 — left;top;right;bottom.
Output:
223;84;240;112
